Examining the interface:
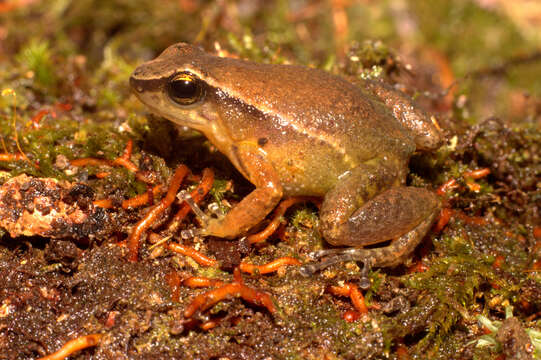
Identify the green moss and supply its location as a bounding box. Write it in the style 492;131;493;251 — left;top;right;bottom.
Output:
16;39;57;89
1;1;540;359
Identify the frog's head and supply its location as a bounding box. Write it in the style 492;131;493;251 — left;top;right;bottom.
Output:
130;43;220;132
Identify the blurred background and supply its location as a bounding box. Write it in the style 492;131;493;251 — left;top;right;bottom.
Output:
1;0;541;125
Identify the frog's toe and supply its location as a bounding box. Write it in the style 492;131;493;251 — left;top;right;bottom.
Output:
199;217;239;238
180;228;203;239
300;250;373;287
299;263;319;277
307;248;350;260
207;202;226;218
180;217;227;239
300;248;371;276
178;190;211;225
301;204;439;278
178;190;232;238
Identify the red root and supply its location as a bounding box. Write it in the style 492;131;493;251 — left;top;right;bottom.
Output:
184;269;275;318
239;257;301;275
328;282;368;315
168;242;218;267
38;334;103;360
127;165;189;262
247;196;318;244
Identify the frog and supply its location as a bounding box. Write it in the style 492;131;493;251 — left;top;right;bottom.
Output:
130;43;443;278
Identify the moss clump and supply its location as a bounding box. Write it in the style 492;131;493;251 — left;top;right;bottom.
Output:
16;39;58;89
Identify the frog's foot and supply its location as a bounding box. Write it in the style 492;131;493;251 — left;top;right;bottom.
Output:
300;209;438;286
179;190;226;239
300;249;373;288
179;190;211;224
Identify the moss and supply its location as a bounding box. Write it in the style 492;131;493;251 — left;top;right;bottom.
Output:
1;1;540;359
16;39;58;89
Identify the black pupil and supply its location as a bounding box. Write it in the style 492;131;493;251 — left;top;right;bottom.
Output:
170;78;197;100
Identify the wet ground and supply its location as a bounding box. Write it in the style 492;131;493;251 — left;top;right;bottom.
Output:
0;1;539;359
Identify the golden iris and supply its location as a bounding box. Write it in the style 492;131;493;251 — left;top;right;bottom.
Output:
167;72;204;106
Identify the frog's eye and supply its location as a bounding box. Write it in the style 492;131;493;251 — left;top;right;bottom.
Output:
167;72;205;106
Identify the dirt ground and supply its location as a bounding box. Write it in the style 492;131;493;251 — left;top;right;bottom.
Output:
0;1;539;359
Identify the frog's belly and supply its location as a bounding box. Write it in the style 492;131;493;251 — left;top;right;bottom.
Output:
268;145;351;197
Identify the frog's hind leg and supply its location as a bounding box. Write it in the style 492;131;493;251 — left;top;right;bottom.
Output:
313;181;440;279
301;200;439;280
323;186;440;248
319;160;404;245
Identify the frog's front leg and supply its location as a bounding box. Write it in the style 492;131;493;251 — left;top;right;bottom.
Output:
202;141;283;239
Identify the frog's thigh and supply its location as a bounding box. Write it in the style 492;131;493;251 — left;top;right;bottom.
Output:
322;182;440;247
203;142;283;239
340;187;440;246
302;205;439;275
320;161;400;245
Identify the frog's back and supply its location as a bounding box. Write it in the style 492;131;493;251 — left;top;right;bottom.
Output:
150;43;415;165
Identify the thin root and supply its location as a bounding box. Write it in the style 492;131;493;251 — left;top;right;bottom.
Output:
247;196;318;244
127;165;189;262
38;333;103;360
239;257;301;275
184;268;275;318
328;282;368;315
71;139;139;173
168;242;218;267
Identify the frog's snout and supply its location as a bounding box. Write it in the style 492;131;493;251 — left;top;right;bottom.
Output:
129;75;144;94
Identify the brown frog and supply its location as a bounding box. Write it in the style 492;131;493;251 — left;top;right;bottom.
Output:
130;43;443;277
